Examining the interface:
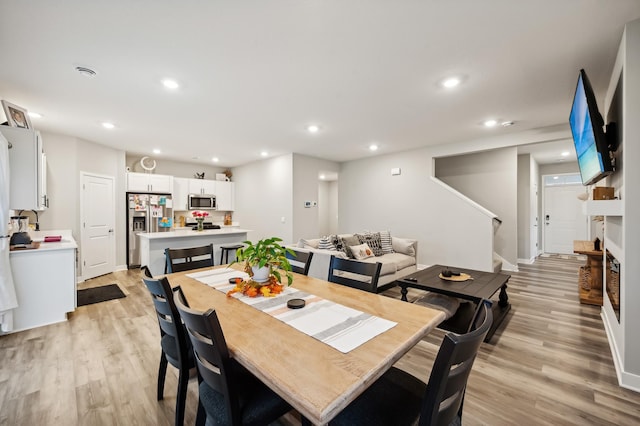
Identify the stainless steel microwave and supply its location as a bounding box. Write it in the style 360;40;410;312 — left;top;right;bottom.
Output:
188;194;216;210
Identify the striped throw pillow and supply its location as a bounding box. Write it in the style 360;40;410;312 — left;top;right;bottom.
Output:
318;236;336;250
379;230;394;254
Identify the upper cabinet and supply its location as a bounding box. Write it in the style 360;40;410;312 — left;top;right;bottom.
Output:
2;127;48;210
188;178;217;195
216;181;235;211
127;172;173;193
172;178;235;211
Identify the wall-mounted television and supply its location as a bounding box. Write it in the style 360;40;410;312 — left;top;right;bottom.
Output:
569;69;614;186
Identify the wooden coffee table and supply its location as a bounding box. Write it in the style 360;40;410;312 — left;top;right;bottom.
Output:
396;265;511;342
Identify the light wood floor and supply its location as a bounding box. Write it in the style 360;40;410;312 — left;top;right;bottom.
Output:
1;255;639;425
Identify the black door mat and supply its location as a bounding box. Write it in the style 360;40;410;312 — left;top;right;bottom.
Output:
77;284;126;307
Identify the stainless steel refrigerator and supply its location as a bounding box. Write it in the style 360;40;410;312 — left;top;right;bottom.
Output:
127;192;173;268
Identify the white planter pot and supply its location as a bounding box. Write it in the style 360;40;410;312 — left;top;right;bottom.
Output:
252;265;270;283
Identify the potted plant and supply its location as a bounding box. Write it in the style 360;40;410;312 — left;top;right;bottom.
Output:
232;237;295;286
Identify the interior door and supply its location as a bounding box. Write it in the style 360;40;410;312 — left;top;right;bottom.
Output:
543;184;588;254
81;173;115;279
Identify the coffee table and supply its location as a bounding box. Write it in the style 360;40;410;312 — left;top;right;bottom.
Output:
396;265;511;342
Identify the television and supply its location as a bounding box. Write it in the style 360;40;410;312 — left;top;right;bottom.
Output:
569;69;614;186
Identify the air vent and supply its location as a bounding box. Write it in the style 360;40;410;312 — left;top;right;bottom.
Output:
75;66;97;77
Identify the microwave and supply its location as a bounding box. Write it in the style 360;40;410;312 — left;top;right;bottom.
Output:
188;194;216;210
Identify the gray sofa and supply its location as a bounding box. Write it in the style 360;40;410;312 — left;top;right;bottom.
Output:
292;232;418;292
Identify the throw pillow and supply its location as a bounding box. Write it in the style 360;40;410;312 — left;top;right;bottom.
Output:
337;234;360;258
379;230;394;254
356;232;384;257
318;236;336;250
350;243;374;260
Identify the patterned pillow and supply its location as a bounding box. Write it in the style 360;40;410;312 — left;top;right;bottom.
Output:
356;232;384;257
318;236;336;250
334;234;360;258
350;243;374;260
379;230;394;254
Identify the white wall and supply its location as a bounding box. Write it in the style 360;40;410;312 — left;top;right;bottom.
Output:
38;131;126;275
232;154;294;243
435;147;518;266
291;154;340;242
517;154;532;261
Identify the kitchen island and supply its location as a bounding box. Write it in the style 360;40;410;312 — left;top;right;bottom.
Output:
7;230;77;333
139;228;251;276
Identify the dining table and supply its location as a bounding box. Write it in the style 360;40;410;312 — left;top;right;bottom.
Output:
167;264;446;425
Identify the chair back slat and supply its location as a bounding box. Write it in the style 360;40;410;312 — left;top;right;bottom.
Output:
286;249;314;275
141;276;191;368
173;288;241;423
328;255;381;293
165;244;214;273
419;300;492;426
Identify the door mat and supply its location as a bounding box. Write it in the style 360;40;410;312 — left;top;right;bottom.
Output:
77;284;126;307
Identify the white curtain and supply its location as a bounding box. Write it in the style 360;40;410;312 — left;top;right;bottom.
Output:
0;132;18;332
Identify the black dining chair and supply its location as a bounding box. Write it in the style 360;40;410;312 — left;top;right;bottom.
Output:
285;248;314;276
141;275;195;426
329;299;493;426
165;244;214;273
173;288;292;426
328;255;382;293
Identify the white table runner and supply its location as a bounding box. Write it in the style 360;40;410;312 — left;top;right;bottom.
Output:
186;268;397;353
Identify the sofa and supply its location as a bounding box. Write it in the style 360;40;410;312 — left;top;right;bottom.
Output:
291;231;418;292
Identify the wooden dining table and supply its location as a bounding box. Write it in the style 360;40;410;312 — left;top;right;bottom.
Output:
167;265;445;425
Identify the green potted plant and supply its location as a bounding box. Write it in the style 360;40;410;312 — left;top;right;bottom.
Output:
233;237;295;286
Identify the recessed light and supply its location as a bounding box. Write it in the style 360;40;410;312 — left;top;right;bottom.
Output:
442;77;461;88
483;120;498;128
212;157;219;163
501;121;515;127
75;66;97;77
561;151;570;157
319;174;326;180
307;124;320;134
28;112;42;119
162;79;179;90
369;144;379;151
153;149;161;155
102;122;115;129
261;151;269;157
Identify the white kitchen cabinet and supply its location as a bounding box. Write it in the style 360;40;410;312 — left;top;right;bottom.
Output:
127;172;173;193
1;126;48;210
216;181;235;211
7;231;77;333
188;178;217;195
173;177;190;211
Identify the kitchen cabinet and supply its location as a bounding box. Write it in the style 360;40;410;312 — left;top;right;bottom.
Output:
216;181;235;211
188;178;217;195
1;126;48;210
127;172;173;193
7;230;77;333
173;177;190;210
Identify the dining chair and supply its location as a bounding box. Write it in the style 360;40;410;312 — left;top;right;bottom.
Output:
165;243;214;273
285;248;314;276
328;255;382;293
173;288;292;426
141;275;195;426
329;299;493;426
141;265;153;278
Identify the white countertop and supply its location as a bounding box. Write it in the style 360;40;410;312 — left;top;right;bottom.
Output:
9;229;78;253
138;228;251;240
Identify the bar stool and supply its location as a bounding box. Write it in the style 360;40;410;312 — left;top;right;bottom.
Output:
220;244;243;265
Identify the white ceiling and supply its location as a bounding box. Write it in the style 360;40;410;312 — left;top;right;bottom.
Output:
1;1;638;168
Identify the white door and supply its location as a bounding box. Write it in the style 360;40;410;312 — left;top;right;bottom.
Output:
543;184;588;254
81;173;115;279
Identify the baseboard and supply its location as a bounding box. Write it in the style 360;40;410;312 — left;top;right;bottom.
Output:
517;257;536;265
601;310;640;392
